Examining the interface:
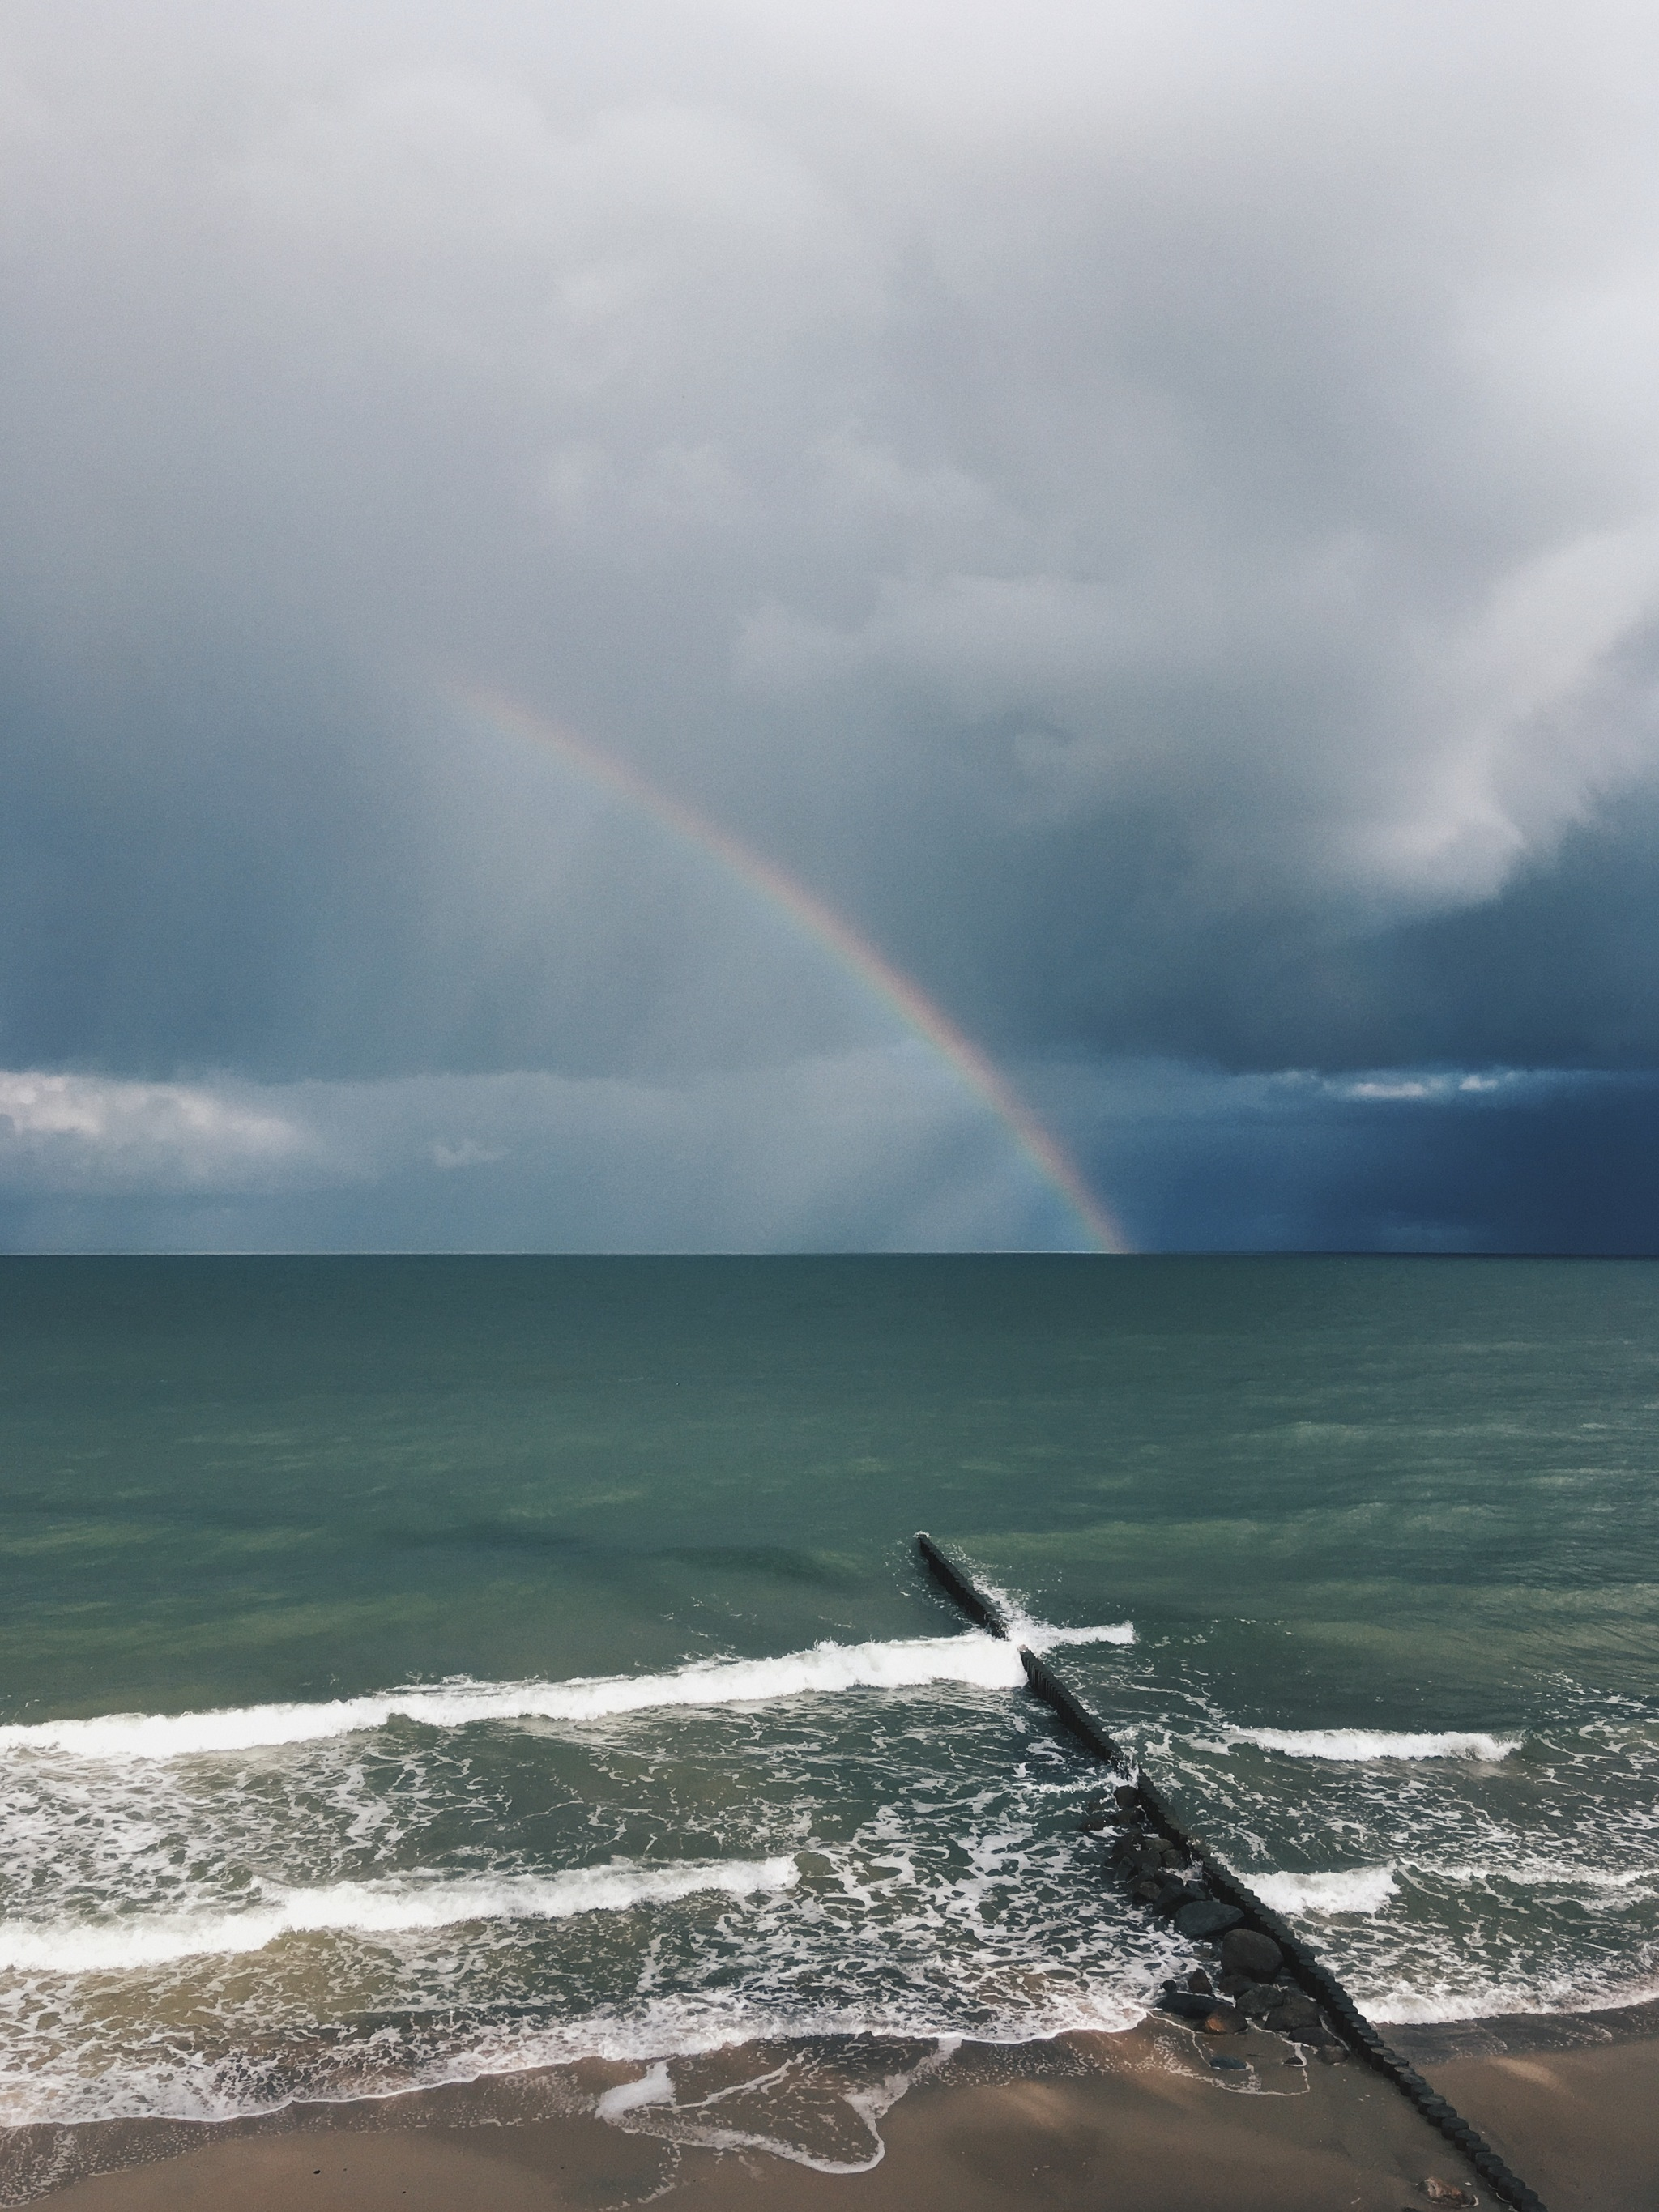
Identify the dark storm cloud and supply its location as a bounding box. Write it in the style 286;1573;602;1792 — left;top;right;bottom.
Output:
2;1;1658;1245
1048;1063;1659;1254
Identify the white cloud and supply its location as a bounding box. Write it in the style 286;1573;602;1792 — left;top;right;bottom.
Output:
430;1137;509;1170
0;1072;323;1194
1346;1079;1434;1102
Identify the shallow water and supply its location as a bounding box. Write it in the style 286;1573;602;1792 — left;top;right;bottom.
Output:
2;1255;1657;2127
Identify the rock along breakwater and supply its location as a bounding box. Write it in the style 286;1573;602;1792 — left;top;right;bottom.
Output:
914;1533;1550;2212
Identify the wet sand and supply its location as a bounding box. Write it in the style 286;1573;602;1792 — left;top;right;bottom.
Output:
1430;2042;1655;2212
0;2017;1532;2212
1383;1997;1659;2210
14;2006;1657;2212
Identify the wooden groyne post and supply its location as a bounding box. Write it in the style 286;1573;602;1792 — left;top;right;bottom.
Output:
915;1532;1550;2212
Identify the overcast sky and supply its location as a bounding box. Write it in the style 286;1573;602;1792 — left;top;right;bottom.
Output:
4;1;1658;1251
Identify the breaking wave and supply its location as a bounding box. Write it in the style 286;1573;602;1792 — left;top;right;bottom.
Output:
0;1857;799;1975
0;1631;1108;1764
966;1576;1137;1656
1248;1865;1399;1915
1222;1727;1519;1763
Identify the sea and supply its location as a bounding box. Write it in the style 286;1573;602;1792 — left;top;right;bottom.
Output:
2;1255;1657;2167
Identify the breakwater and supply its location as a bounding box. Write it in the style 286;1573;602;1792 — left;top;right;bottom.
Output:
915;1532;1550;2212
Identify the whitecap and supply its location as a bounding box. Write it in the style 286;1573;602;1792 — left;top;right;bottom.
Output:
969;1578;1136;1654
1220;1726;1519;1762
1248;1865;1398;1915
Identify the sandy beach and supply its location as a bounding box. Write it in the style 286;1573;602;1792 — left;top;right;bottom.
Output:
12;2008;1647;2212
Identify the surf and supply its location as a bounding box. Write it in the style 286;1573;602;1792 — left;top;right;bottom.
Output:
0;1620;1135;1764
1216;1726;1519;1762
0;1856;800;1975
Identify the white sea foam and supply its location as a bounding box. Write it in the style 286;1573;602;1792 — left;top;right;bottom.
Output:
1013;1616;1136;1654
598;2037;966;2173
595;2060;676;2119
1222;1727;1520;1762
0;1856;798;1976
1366;1971;1659;2026
970;1578;1136;1654
1249;1865;1399;1916
1422;1858;1657;1894
0;1621;1133;1765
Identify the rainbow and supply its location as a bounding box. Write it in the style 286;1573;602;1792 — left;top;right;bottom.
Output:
461;691;1129;1254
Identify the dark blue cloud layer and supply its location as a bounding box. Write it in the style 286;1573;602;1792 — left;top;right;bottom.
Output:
1094;1072;1659;1255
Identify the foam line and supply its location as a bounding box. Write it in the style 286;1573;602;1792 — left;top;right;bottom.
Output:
596;2038;963;2175
0;1623;1132;1764
0;1857;799;1975
1222;1727;1519;1762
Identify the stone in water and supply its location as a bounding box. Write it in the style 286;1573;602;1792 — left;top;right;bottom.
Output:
1174;1899;1243;1939
1219;1927;1282;1981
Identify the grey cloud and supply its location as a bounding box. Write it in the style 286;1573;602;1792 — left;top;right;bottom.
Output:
1052;1059;1659;1255
4;2;1659;1246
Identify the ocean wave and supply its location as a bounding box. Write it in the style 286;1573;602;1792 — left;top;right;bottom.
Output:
0;1987;1154;2135
1013;1617;1136;1654
0;1856;799;1975
1366;1972;1659;2026
0;1621;1134;1764
968;1577;1137;1655
1220;1726;1520;1762
1243;1851;1659;1926
1248;1865;1399;1915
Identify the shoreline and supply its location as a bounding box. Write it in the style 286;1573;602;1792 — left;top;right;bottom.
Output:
10;2001;1653;2212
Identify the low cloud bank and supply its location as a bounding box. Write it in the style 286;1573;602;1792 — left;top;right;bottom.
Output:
2;1056;1652;1255
0;1051;1081;1251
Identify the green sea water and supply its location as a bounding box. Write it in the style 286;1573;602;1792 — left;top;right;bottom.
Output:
2;1255;1657;2133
